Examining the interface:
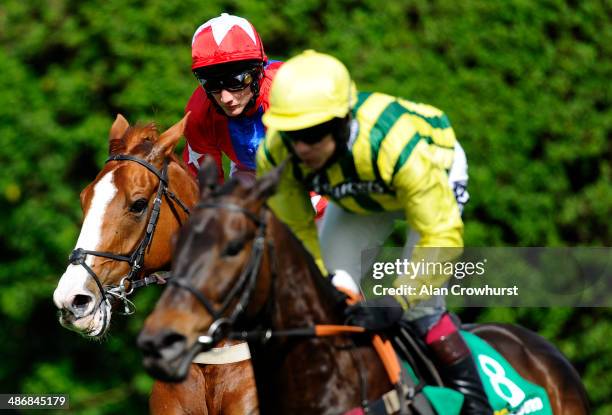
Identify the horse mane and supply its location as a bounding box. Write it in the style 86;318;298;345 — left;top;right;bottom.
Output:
270;213;346;316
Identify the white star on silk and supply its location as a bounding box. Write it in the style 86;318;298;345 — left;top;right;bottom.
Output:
187;144;203;167
192;13;257;46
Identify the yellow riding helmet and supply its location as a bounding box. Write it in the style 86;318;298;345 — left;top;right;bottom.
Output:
262;50;357;131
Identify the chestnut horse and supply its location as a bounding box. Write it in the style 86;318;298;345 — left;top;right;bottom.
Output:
138;159;590;414
53;115;257;415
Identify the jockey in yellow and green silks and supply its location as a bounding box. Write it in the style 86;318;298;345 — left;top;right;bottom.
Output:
256;50;490;415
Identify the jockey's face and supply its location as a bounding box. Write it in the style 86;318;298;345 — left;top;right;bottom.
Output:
292;133;336;170
211;87;254;117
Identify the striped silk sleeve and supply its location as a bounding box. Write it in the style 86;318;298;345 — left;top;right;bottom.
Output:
256;132;327;274
391;142;464;306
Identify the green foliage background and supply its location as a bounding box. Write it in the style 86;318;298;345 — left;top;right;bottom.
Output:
0;0;609;413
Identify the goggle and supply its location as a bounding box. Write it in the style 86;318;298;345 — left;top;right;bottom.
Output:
195;70;255;94
281;120;336;145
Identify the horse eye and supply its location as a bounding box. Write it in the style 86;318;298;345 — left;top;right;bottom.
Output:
130;198;148;214
223;240;244;257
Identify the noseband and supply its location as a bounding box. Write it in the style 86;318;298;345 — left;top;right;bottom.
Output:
169;202;268;348
68;154;190;315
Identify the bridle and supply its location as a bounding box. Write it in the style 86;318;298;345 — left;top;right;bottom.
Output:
68;154;190;315
166;200;365;349
159;199;408;414
169;201;269;349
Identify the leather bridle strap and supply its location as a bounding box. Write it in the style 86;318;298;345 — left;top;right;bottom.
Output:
170;278;219;318
108;154;191;216
67;154;189;314
107;154;166;182
169;202;267;345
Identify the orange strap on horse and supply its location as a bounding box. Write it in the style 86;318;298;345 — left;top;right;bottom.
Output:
310;325;400;384
329;286;403;386
314;325;365;336
372;335;401;385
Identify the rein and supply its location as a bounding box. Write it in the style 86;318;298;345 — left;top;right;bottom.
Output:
168;200;407;413
227;325;366;342
168;201;368;346
169;201;267;347
68;154;190;315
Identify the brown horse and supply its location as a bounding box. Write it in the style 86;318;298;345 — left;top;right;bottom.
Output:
138;159;590;414
53;115;257;415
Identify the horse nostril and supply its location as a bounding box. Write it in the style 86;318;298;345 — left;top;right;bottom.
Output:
70;294;94;317
138;330;187;360
138;338;163;358
161;333;187;349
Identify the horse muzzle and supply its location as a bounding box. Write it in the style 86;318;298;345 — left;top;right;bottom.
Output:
58;300;111;338
138;328;202;383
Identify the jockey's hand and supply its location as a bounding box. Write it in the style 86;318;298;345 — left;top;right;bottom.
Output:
344;296;404;332
330;269;360;294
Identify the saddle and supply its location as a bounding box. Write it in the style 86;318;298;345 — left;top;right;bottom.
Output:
336;288;553;415
336;288;453;415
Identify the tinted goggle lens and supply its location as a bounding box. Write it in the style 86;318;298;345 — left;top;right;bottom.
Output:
196;71;254;93
281;120;336;145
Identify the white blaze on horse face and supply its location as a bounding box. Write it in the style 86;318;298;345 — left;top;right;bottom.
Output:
53;171;118;311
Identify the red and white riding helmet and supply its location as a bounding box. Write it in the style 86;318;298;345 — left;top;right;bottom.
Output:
191;13;267;70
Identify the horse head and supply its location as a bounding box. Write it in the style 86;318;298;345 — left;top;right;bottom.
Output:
137;159;403;415
137;158;285;382
53;113;198;338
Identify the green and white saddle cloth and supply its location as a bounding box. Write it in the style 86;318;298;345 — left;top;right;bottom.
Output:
404;331;553;415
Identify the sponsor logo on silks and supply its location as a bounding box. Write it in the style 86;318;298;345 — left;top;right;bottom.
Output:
311;179;388;199
479;354;546;415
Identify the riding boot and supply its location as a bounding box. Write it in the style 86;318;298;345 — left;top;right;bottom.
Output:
428;329;493;415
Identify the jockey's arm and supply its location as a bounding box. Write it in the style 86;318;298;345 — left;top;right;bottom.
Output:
181;143;223;179
391;140;464;307
182;104;224;179
256;142;326;274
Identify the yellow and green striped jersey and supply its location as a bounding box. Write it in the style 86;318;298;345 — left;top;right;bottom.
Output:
257;92;464;274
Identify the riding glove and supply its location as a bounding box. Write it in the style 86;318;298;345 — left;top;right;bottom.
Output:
344;296;404;332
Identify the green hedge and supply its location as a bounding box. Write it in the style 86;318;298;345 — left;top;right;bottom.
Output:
0;0;609;413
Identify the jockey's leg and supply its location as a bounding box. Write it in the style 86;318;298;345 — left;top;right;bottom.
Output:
406;307;493;415
402;227;490;414
319;203;401;290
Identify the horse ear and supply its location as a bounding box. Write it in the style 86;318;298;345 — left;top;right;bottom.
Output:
250;158;288;202
197;156;219;198
109;114;130;154
151;112;190;162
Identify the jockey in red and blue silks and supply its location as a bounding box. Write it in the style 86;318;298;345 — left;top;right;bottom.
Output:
183;59;281;181
182;13;327;216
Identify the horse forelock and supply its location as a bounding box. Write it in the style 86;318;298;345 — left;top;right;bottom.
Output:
111;122;184;167
109;123;160;157
211;178;242;197
127;123;160;155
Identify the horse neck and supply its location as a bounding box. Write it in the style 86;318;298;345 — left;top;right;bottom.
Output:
253;214;387;414
144;157;198;273
265;215;341;330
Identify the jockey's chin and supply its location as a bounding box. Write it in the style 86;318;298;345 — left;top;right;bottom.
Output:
212;88;253;117
58;301;111;339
